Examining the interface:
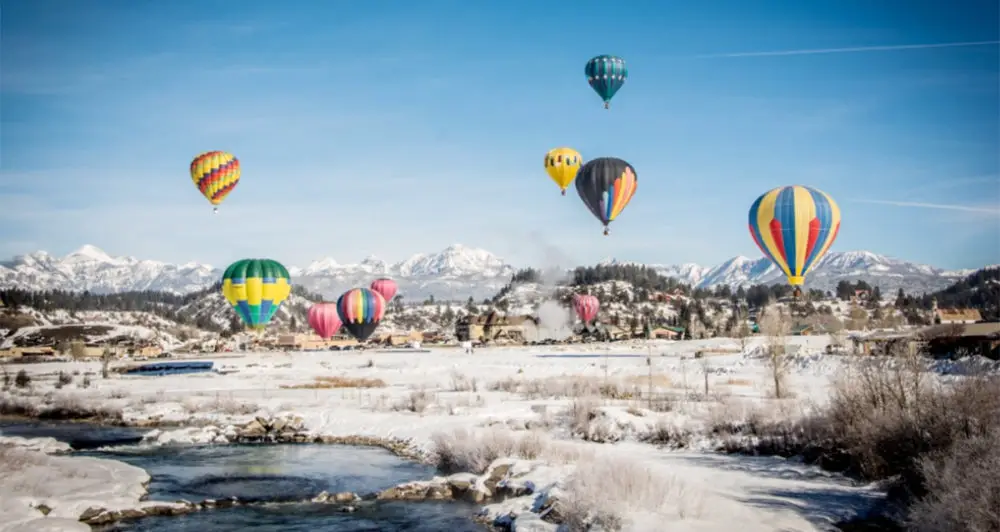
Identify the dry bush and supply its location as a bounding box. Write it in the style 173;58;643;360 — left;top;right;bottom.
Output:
559;455;702;531
758;306;792;398
429;427;593;475
181;396;259;416
906;430;1000;532
640;417;691;448
105;389;129;399
450;371;478;392
394;389;436;413
279;375;387;389
568;396;600;437
487;376;641;401
722;377;754;386
38;394;123;421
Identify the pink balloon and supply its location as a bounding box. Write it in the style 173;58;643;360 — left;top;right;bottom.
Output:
573;294;600;323
370;278;398;303
308;303;342;340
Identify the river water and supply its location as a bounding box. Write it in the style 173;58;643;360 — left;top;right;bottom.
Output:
0;420;484;531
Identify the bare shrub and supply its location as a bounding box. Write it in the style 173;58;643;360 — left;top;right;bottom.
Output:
106;389;129;399
640;417;691;448
57;372;73;387
559;455;702;530
40;394;122;421
14;370;30;388
568;396;599;437
394;389;435;413
429;427;591;475
488;376;639;400
0;393;39;417
758;306;792;398
279;376;387;389
906;430;1000;532
450;371;477;392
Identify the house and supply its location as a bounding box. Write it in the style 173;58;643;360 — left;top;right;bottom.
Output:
648;289;685;303
934;308;982;325
455;312;540;344
920;322;1000;360
274;333;358;350
850;289;871;304
851;330;921;357
649;326;684;340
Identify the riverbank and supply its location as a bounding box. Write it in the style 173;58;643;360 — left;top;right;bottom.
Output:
1;343;912;530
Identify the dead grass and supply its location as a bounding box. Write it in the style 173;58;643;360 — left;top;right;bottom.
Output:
393;389;436;413
0;391;122;421
623;374;673;388
487;376;642;400
181;395;259;416
450;371;478;392
279;375;387;390
711;359;1000;529
558;455;704;530
721;377;754;386
429;427;594;475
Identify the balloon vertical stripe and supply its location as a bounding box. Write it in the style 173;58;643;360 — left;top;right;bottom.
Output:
748;185;841;286
336;288;386;342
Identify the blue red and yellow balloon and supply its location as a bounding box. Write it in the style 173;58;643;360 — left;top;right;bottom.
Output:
748;185;841;295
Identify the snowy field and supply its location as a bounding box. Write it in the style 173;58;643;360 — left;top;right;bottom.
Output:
4;336;992;531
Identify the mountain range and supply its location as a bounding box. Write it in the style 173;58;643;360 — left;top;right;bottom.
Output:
0;244;977;301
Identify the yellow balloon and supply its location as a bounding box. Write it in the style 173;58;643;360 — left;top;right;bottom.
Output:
544;147;583;195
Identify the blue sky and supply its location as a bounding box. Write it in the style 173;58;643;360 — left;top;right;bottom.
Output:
1;0;998;270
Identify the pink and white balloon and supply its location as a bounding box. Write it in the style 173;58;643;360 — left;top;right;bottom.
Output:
370;278;398;303
573;294;600;324
307;303;342;339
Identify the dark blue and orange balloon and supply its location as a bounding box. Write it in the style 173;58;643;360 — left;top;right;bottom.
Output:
748;185;841;295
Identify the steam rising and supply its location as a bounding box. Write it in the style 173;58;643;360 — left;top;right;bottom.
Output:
535;300;574;341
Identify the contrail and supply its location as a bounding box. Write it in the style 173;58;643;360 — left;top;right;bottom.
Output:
696;40;1000;58
855;199;1000;215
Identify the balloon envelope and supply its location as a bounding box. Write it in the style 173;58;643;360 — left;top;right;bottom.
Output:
191;151;240;208
544;147;583;194
221;259;291;329
585;55;628;108
575;157;638;233
336;288;386;342
573;294;600;323
308;303;342;340
370;278;398;303
748;185;841;287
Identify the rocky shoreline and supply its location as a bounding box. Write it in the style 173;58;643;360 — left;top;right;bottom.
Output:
4;414;556;531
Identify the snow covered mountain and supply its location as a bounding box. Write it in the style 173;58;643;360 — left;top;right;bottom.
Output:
639;251;974;294
0;244;976;300
0;244;517;301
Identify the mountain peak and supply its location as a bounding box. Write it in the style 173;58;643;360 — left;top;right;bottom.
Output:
64;244;120;265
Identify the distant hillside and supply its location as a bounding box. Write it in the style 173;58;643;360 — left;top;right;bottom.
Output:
924;267;1000;321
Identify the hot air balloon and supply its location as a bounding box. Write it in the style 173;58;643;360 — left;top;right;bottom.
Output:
575;157;638;235
748;185;841;298
336;288;386;342
191;151;241;214
585;55;628;109
370;278;398;303
308;303;342;340
573;294;600;324
544;147;583;196
221;259;291;329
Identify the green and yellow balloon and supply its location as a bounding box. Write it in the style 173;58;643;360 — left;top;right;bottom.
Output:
221;259;291;329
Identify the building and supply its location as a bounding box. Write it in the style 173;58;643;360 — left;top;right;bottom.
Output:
921;322;1000;360
649;326;684;340
455;312;540;344
934;308;982;325
274;333;358;350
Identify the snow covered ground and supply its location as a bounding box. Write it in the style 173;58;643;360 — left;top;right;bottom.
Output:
0;436;149;532
3;335;985;531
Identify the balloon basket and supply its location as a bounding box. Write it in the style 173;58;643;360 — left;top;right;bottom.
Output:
212;207;219;214
603;102;610;109
603;228;610;236
793;288;802;299
561;190;566;196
